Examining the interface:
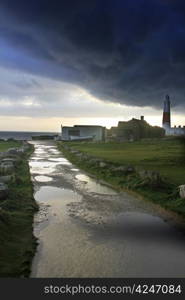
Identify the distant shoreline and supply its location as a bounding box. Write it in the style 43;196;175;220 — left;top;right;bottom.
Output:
0;131;59;141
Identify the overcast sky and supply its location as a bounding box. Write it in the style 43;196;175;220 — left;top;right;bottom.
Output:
0;0;185;131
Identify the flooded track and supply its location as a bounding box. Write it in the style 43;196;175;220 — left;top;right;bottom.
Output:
29;141;185;277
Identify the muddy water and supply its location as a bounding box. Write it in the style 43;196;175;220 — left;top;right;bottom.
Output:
29;141;185;277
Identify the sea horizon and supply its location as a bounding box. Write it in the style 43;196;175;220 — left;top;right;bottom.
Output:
0;130;59;140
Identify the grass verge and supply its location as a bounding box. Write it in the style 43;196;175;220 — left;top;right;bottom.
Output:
60;137;185;185
0;140;22;152
57;137;185;219
0;143;38;277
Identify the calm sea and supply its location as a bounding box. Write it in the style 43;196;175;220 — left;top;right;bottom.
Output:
0;131;59;140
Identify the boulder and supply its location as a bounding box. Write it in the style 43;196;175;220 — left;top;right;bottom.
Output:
138;170;148;179
22;142;30;150
0;175;15;183
112;166;127;172
127;165;135;173
112;165;135;175
137;169;163;188
99;162;107;168
0;151;9;158
17;147;25;154
76;153;84;159
81;154;89;160
89;158;102;165
179;185;185;199
0;161;14;175
1;157;17;164
71;150;80;154
7;148;19;155
0;182;8;200
1;155;21;164
63;145;70;150
8;147;26;156
138;170;161;181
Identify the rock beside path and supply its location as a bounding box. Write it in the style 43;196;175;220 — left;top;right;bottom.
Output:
0;175;15;183
0;182;8;200
0;161;14;175
179;185;185;199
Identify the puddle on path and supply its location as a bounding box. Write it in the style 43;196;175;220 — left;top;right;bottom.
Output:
48;158;72;165
49;149;60;154
34;175;53;182
49;157;69;162
31;157;43;160
29;160;63;175
75;174;117;195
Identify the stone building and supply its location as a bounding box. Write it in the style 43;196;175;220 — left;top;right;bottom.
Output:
107;116;164;141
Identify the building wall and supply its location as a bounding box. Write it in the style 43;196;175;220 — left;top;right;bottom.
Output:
61;126;73;140
107;118;164;141
163;124;185;136
168;127;185;136
61;125;105;141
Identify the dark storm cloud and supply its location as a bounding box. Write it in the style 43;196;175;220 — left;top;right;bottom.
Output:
0;0;185;108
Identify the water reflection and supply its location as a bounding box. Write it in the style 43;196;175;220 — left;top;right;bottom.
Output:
76;174;117;195
34;176;53;182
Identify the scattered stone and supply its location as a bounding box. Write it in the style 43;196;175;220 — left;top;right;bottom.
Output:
138;170;161;181
112;165;135;174
88;158;102;165
16;148;25;154
70;150;80;154
7;147;27;156
1;157;18;165
0;175;15;183
76;153;84;158
22;143;30;151
112;166;127;172
0;151;9;158
0;161;14;175
7;148;19;155
138;170;147;179
99;162;107;168
80;154;89;160
179;185;185;199
0;182;8;200
127;165;135;173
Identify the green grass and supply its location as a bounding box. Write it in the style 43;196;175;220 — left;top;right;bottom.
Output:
63;137;185;185
0;143;38;277
58;137;185;219
0;140;22;152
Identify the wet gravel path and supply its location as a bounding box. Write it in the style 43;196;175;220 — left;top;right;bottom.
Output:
29;141;185;277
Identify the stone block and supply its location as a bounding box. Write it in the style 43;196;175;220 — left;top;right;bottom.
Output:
179;185;185;199
0;182;8;200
